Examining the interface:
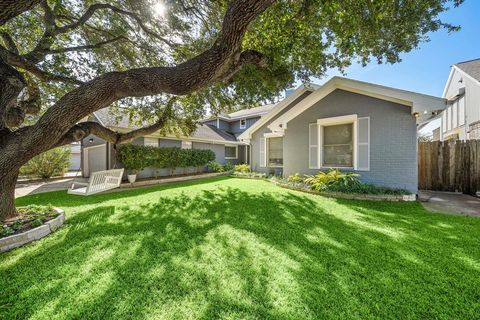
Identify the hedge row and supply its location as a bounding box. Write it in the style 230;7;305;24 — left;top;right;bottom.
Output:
116;144;215;174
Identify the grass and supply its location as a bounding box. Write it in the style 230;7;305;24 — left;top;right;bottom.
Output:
1;177;480;319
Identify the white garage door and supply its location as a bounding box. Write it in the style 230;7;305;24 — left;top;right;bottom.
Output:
85;144;107;177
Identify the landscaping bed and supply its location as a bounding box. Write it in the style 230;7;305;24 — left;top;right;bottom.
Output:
1;206;65;253
232;170;415;201
1;205;60;238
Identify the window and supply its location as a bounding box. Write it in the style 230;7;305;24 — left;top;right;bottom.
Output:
240;118;247;129
267;137;283;167
447;106;452;131
144;137;158;147
452;100;458;129
225;145;237;159
181;141;192;149
322;123;354;167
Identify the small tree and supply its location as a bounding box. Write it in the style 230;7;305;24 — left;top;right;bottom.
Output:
20;147;71;179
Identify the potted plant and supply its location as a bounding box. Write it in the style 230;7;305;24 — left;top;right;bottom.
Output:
116;145;148;184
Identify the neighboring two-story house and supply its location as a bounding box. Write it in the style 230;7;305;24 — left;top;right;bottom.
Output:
440;58;480;140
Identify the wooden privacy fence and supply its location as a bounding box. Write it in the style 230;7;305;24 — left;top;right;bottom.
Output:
418;140;480;195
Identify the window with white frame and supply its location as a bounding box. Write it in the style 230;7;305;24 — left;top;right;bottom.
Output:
442;111;447;133
447;106;452;131
240;118;247;129
310;114;369;171
225;145;237;159
322;123;354;167
181;141;192;149
267;137;283;167
144;137;158;147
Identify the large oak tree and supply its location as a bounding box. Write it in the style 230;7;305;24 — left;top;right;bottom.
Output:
0;0;461;220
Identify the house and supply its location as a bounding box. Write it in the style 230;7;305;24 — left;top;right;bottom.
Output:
439;58;480;140
81;77;445;193
239;77;445;193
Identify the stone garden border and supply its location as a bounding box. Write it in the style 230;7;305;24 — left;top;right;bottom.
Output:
234;175;416;201
0;208;65;253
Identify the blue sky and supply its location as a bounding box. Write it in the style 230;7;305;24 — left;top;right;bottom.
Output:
315;0;479;97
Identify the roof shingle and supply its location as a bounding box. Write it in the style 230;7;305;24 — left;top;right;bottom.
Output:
455;59;480;82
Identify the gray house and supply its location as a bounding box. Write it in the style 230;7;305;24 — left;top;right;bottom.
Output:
239;77;445;193
81;76;445;193
439;58;480;140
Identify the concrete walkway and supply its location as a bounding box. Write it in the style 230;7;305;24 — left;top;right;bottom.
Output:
418;190;480;217
15;178;81;197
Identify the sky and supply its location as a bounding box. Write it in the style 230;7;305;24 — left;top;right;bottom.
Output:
310;0;480;133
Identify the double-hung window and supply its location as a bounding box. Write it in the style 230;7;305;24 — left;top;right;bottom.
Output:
322;123;354;167
267;137;283;167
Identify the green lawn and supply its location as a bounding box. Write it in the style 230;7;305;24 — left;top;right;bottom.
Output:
1;177;480;319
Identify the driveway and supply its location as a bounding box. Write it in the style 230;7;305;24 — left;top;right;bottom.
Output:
418;190;480;217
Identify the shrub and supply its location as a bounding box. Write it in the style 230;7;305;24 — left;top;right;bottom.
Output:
11;220;23;231
234;164;250;173
223;162;234;172
0;225;13;237
208;161;224;172
117;145;216;176
116;144;150;174
304;169;361;191
302;169;410;195
20;147;70;179
287;173;303;184
31;219;43;228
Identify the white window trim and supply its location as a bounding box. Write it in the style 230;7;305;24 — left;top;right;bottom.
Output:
317;114;357;170
265;136;283;168
225;144;238;159
239;118;247;129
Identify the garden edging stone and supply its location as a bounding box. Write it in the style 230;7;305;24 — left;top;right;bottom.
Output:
0;208;65;253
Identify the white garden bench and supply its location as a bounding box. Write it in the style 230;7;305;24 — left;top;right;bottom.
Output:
68;169;124;196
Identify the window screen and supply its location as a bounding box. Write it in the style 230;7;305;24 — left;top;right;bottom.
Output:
322;123;353;167
267;137;283;167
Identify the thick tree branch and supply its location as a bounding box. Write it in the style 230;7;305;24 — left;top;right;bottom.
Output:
56;98;176;147
220;49;270;83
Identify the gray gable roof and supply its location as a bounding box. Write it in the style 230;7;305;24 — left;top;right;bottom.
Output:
93;108;237;143
455;59;480;82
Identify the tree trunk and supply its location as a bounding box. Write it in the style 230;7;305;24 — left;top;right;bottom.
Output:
0;169;19;220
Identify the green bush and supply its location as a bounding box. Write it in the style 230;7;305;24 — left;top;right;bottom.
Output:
302;169;410;195
234;164;250;173
20;147;71;179
287;173;303;183
304;169;361;191
207;161;224;172
117;144;215;175
223;162;234;172
31;219;43;228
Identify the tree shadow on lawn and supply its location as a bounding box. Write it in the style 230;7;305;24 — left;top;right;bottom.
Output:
2;185;480;319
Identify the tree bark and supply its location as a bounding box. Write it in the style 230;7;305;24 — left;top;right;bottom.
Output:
0;169;19;219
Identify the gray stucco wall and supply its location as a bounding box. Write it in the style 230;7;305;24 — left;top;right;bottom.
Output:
160;138;181;148
251;89;418;192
